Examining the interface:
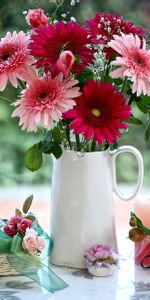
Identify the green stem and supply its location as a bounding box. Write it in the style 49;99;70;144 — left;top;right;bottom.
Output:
121;77;127;95
58;121;70;149
75;135;80;151
128;94;135;105
52;0;64;21
0;96;13;103
66;126;72;149
91;140;96;152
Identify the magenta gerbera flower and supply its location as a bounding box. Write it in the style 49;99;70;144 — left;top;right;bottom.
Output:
12;73;81;132
64;80;131;144
109;33;150;96
29;21;93;74
0;31;37;91
87;13;147;59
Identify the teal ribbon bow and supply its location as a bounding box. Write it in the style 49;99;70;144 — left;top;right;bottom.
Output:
0;219;68;293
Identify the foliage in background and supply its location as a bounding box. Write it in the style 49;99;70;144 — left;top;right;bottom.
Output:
0;0;150;186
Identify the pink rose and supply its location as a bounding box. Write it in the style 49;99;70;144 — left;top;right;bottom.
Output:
84;244;113;262
17;218;32;234
22;234;37;253
22;232;46;254
9;215;23;226
25;228;38;236
36;236;46;251
3;224;17;237
26;8;49;28
57;50;74;77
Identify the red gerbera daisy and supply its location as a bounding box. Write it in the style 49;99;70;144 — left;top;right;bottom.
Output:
87;13;147;59
29;21;93;74
64;80;131;144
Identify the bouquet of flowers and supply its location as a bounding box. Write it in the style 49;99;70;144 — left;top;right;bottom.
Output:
0;195;68;292
0;3;150;171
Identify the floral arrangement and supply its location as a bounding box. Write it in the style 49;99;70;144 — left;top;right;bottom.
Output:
0;3;150;171
84;244;118;276
129;212;150;268
0;195;68;292
2;195;46;255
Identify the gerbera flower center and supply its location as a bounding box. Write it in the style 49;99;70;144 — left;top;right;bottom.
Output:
39;91;48;99
0;44;17;62
134;53;146;66
91;108;101;117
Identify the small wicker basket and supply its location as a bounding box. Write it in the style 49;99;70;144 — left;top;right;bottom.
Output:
0;253;39;276
0;254;20;276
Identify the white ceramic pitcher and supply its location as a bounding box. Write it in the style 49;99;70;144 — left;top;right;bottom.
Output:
50;145;144;268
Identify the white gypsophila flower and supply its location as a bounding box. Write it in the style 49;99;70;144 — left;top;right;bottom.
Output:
88;44;107;81
70;16;76;22
70;0;80;5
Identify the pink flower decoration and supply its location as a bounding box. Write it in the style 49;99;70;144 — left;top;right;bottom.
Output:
26;8;49;28
3;224;17;237
17;218;32;234
84;244;113;262
36;236;46;252
25;228;38;236
135;235;150;267
0;31;37;91
22;229;46;254
57;51;74;77
109;33;150;96
12;74;81;132
9;215;23;225
22;234;37;253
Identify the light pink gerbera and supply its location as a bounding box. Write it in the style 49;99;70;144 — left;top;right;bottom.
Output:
12;74;81;132
109;33;150;96
0;31;37;91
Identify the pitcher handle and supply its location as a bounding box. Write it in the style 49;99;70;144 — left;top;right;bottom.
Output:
111;145;144;201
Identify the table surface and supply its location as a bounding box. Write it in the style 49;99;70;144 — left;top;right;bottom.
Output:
0;228;150;300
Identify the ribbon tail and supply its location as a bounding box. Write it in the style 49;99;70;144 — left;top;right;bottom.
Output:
7;253;68;292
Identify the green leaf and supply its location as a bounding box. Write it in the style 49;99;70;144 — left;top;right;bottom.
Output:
141;95;150;105
128;117;143;125
113;78;123;86
24;144;43;172
26;215;36;222
76;69;94;86
103;75;113;83
38;141;52;154
51;143;62;159
135;96;150;114
52;127;62;144
15;209;22;216
39;141;62;159
145;122;150;142
22;195;33;214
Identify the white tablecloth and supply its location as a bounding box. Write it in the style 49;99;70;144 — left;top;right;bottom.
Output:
0;228;150;300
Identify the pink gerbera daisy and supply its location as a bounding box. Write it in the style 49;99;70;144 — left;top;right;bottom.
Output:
109;33;150;96
29;21;93;74
64;80;131;144
12;73;81;132
87;13;147;59
0;31;37;91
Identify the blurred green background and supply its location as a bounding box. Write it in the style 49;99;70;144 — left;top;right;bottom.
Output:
0;0;150;186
